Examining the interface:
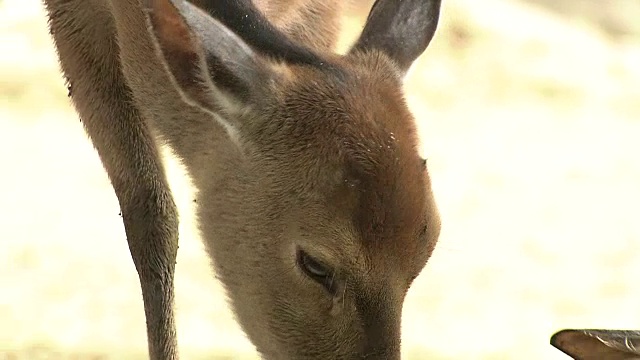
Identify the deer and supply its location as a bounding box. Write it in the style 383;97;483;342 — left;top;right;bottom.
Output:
41;0;442;358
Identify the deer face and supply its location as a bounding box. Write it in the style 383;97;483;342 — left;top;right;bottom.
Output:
141;0;442;358
224;61;441;358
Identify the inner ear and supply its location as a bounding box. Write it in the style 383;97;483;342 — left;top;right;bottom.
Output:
143;0;216;110
143;0;277;114
185;2;277;103
193;0;325;67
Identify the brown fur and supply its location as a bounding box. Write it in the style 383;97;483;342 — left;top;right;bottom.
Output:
41;0;442;358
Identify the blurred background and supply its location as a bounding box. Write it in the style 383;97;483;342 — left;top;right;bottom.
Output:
1;0;639;358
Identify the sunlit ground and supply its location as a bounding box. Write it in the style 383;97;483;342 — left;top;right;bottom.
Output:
1;0;639;359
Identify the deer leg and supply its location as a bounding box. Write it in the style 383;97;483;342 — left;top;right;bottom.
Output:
117;156;179;360
44;1;179;359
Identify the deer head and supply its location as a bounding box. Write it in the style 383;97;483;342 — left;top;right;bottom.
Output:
142;0;442;358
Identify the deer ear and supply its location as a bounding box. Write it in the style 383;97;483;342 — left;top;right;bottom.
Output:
350;0;442;75
551;329;640;359
142;0;274;118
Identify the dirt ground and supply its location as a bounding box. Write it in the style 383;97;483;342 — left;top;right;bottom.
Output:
1;0;640;359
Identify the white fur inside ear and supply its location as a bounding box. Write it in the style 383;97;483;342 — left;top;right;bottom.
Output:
177;71;244;147
213;112;241;147
173;66;243;147
164;51;243;147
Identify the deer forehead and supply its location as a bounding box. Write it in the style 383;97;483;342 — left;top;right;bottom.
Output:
263;57;417;158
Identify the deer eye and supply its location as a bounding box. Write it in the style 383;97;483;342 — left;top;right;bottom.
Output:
296;248;337;294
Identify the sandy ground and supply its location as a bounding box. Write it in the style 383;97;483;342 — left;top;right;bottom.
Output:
1;0;640;359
